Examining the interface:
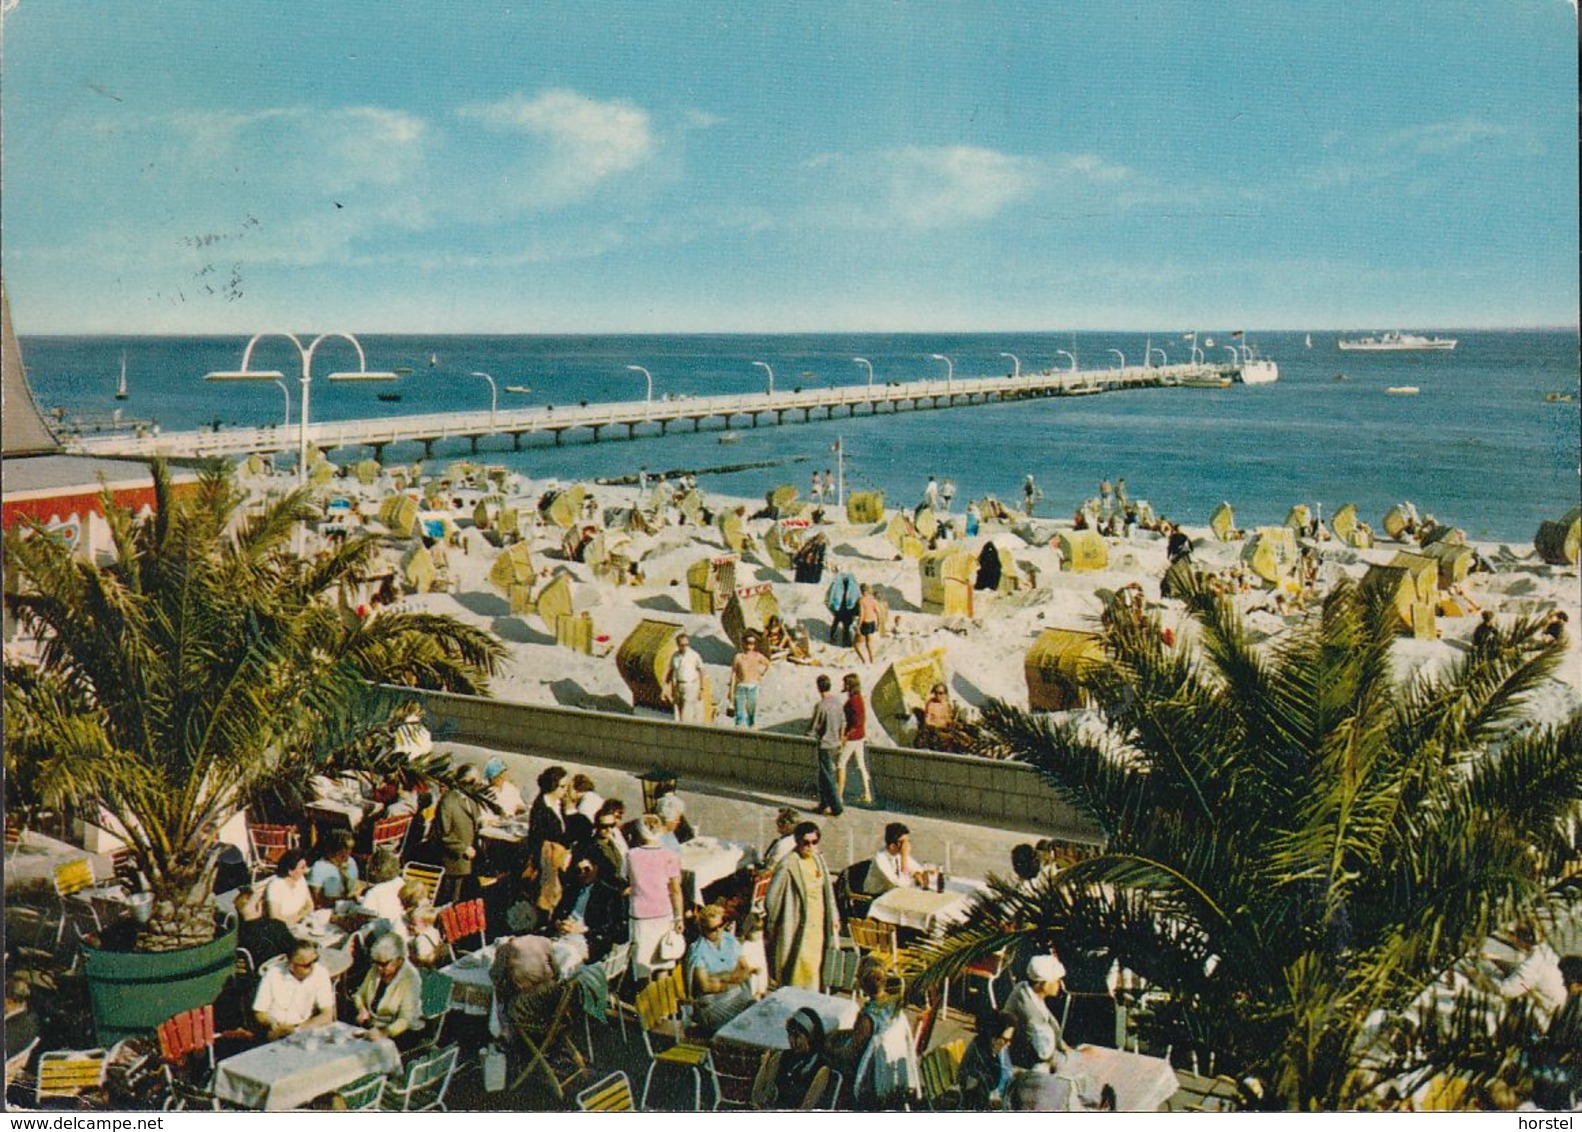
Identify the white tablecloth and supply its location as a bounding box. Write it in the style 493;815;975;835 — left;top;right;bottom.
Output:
306;799;367;830
1012;1046;1180;1112
479;820;532;844
439;944;498;1016
212;1022;401;1111
867;885;974;934
679;836;756;899
712;986;859;1051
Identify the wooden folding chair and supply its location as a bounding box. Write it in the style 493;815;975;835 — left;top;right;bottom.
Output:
247;824;299;880
52;858;111;946
847;917;905;998
438;897;487;957
710;1038;769;1109
822;940;862;998
35;1048;108;1106
5;1037;38;1093
576;1070;637;1112
750;870;772;915
919;1039;966;1110
156;1003;216;1101
417;969;454;1049
962;948;1008;1010
379;1043;459;1112
369;813;413;859
335;1072;387;1111
635;975;718;1111
509;979;588;1099
401;861;444;904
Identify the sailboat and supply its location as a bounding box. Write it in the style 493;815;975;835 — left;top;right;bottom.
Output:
428;353;439;368
1305;333;1313;349
114;352;129;400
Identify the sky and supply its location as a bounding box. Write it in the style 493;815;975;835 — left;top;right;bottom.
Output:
1;1;1577;334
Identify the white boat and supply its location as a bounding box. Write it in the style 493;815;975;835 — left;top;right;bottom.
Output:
1305;333;1313;349
1236;359;1279;385
1337;332;1457;352
114;352;129;400
1386;386;1420;395
506;385;533;395
718;431;741;445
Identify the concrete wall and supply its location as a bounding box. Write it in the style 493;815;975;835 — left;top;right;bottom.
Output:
402;687;1102;842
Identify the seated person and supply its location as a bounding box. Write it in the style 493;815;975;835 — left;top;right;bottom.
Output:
957;1009;1017;1110
761;615;792;660
404;890;446;967
914;684;956;750
862;823;935;896
360;848;406;926
235;884;297;968
547;915;592;980
491;932;566;1043
827;956;900;1082
263;849;314;927
351;931;425;1051
1005;954;1071;1071
253;941;336;1040
655;793;695;849
483;757;526;820
307;830;363;907
752;1007;834;1110
685;902;759;1034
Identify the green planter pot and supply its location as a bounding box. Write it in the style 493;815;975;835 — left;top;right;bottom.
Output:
82;919;237;1045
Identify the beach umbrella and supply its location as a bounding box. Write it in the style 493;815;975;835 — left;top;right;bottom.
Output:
1025;628;1104;711
1209;501;1236;541
1534;506;1581;565
354;459;381;486
846;490;885;524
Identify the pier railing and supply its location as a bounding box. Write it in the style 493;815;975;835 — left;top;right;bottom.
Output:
64;361;1230;461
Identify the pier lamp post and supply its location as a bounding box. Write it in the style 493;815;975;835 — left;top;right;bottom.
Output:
753;361;774;395
1148;346;1168;367
1108;349;1126;371
1055;349;1078;374
998;351;1021;379
853;357;874;388
272;379;291;428
204;331;395;485
469;371;499;428
929;353;954;394
1222;347;1240;366
626;364;653;406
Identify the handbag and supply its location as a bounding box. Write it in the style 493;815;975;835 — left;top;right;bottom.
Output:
656;929;686;962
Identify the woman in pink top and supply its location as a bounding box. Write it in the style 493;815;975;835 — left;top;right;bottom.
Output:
626;813;684;980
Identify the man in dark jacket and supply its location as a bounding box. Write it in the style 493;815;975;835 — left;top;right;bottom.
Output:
429;767;481;904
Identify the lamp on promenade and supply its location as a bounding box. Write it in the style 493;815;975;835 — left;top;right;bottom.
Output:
204;332;395;485
753;361;774;395
273;379;291;428
626;364;653;404
853;357;874;388
1055;349;1077;374
1222;346;1240;365
1108;349;1126;370
469;371;499;427
929;353;954;394
998;351;1021;379
1148;346;1168;366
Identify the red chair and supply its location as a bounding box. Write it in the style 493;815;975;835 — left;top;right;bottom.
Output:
750;870;771;914
370;813;413;858
438;898;487;957
157;1004;216;1108
247;824;299;880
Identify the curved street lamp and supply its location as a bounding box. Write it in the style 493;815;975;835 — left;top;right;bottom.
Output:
1222;346;1240;365
626;364;653;404
1055;349;1078;373
1108;349;1126;370
753;360;774;395
1148;346;1168;366
853;357;874;388
469;371;498;427
929;352;954;393
998;351;1021;379
204;331;395;484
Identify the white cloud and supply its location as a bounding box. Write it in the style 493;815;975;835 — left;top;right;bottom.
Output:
881;145;1038;227
1389;116;1507;155
457;88;653;205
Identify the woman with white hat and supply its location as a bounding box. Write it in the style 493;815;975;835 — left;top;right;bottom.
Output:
1004;953;1070;1071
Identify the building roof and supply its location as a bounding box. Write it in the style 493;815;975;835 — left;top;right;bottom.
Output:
1;282;62;457
1;453;175;501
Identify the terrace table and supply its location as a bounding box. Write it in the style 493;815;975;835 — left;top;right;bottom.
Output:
867;883;977;935
212;1022;400;1111
679;836;756;904
478;819;533;844
712;986;859;1052
305;799;367;831
1010;1046;1180;1112
438;944;499;1018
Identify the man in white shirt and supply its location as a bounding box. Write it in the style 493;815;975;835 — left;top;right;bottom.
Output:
253;941;336;1040
664;633;707;723
1496;922;1568;1027
864;822;934;896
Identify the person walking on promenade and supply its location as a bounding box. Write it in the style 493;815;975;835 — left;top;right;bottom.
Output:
838;672;873;806
765;821;838;990
855;582;881;665
664;632;707;723
727;632;773;727
808;674;845;816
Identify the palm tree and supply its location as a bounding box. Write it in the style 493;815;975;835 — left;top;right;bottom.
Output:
4;460;505;952
906;577;1581;1110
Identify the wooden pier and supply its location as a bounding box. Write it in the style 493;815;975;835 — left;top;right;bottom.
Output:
64;362;1240;463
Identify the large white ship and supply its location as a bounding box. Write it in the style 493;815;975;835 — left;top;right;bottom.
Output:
1336;331;1457;352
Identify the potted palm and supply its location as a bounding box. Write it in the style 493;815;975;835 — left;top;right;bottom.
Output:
4;460;504;1042
906;578;1580;1109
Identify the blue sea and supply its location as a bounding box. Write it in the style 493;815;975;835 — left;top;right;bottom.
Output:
17;330;1581;542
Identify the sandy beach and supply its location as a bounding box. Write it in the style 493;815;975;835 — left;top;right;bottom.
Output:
287;462;1582;746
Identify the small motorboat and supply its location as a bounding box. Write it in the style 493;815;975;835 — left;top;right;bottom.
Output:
377;392;403;403
506;385;533;395
718;431;741;445
115;352;129;400
1544;392;1574;403
1385;386;1420;395
394;366;414;376
1334;373;1349;381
